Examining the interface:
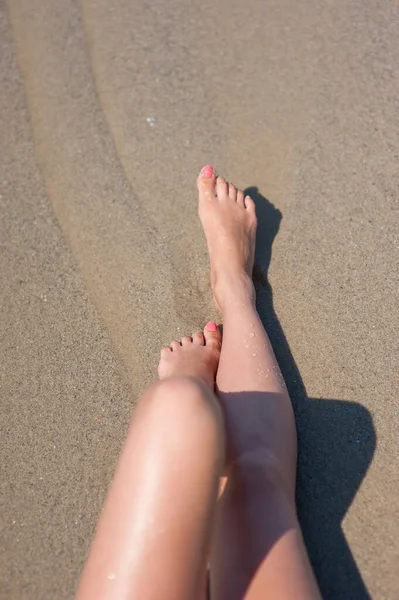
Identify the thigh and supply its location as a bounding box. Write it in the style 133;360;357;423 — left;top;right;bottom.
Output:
210;459;321;600
76;377;225;600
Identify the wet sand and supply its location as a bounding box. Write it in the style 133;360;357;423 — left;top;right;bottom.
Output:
1;0;398;598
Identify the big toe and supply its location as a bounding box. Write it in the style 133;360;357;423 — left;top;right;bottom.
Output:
204;321;222;349
197;165;216;200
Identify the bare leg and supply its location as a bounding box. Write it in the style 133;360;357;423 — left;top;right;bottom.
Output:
75;325;224;600
197;166;321;600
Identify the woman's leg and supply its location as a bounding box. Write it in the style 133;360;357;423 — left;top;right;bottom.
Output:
75;325;224;600
197;166;321;600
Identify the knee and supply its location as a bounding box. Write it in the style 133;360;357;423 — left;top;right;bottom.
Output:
139;376;224;438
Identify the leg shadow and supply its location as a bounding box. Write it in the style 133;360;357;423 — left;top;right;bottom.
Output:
245;186;376;600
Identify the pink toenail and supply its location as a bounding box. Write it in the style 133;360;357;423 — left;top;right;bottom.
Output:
200;165;214;178
205;321;218;332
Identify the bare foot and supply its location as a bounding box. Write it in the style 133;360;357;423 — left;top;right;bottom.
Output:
157;322;222;388
197;165;257;310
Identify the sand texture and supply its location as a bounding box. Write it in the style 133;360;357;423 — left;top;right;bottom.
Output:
1;0;398;598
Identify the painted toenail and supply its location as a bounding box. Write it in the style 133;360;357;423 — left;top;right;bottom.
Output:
200;165;214;178
205;321;218;332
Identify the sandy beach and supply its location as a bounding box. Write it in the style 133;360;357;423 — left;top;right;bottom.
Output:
1;0;398;598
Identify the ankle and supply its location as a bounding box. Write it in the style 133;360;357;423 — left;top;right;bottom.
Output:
215;273;256;311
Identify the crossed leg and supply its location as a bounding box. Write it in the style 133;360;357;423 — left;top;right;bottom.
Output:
196;169;320;600
76;324;224;600
76;167;321;600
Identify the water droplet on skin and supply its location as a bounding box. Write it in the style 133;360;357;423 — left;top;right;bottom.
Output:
252;353;257;357
249;332;255;338
107;572;116;580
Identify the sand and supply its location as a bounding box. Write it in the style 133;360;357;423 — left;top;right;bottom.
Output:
1;0;398;598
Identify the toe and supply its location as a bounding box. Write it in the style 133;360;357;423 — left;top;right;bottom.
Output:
197;165;217;202
161;346;171;356
181;336;192;346
170;340;180;352
228;183;238;201
237;189;245;207
216;176;229;199
244;194;256;212
192;331;205;345
204;321;222;349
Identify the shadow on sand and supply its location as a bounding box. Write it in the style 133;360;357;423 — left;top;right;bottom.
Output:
245;186;376;600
